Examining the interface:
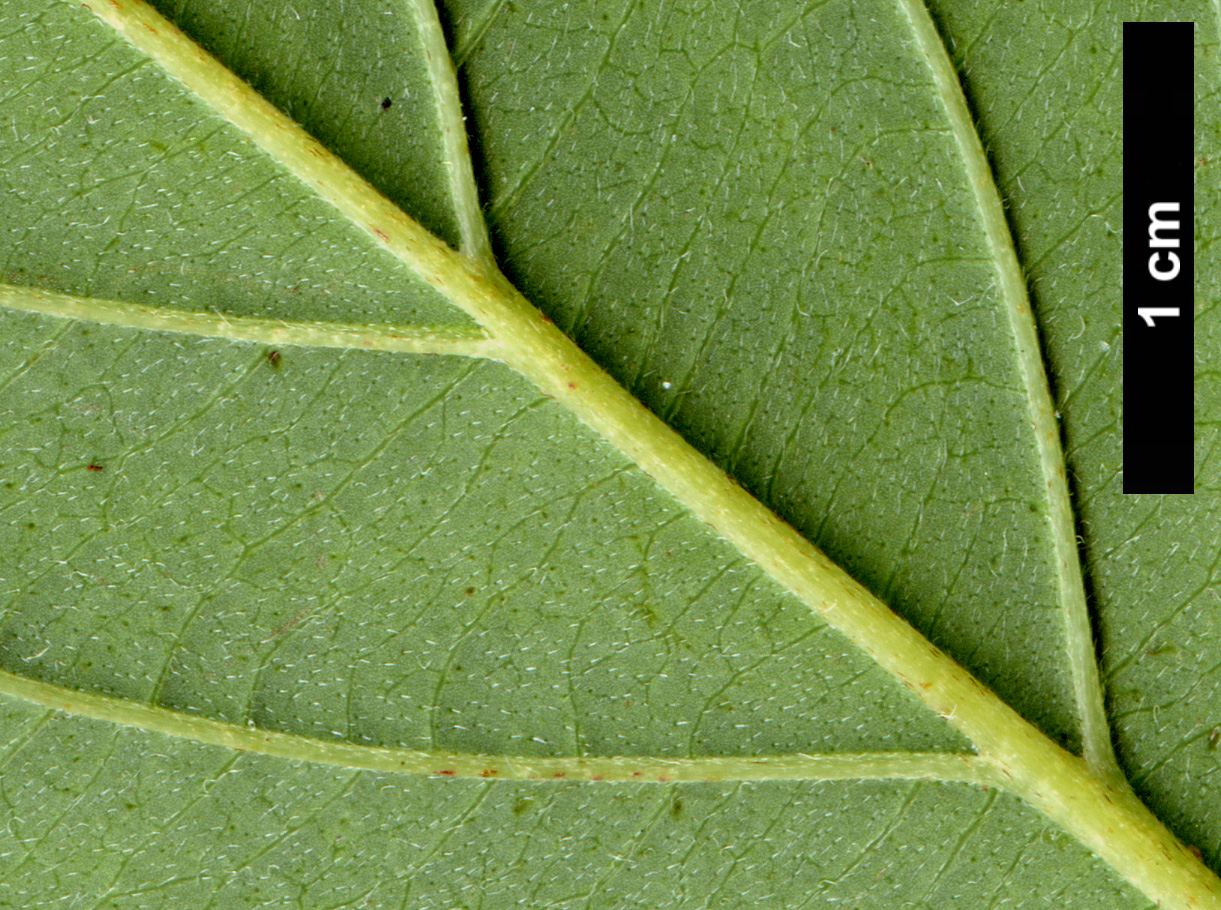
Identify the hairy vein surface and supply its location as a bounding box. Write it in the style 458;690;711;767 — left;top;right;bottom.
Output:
0;670;1001;785
404;0;494;265
0;283;496;358
894;0;1119;785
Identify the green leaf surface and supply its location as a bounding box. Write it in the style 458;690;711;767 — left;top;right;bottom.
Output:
0;0;1215;907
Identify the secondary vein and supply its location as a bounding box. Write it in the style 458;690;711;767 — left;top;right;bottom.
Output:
405;0;495;266
451;0;511;68
0;283;497;359
0;669;1000;785
894;0;1121;787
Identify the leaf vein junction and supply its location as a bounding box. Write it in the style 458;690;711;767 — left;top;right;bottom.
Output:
894;0;1119;784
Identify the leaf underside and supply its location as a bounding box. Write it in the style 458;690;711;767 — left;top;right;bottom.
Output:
0;1;1217;908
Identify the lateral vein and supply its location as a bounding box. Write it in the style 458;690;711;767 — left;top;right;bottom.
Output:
0;669;1000;785
894;0;1120;786
404;0;495;266
0;283;497;359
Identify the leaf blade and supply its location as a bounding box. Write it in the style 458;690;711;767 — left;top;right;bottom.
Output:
0;0;1216;903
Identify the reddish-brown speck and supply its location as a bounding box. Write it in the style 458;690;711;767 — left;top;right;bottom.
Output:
553;772;567;778
437;769;455;777
657;776;671;783
1190;845;1204;860
86;463;104;472
373;228;389;242
632;772;642;778
480;768;498;778
591;775;603;782
567;382;577;390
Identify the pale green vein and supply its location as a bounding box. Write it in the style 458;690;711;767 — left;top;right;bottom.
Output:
404;0;495;266
61;3;1221;908
895;0;1120;787
0;283;497;359
451;0;510;68
0;669;1000;785
74;0;500;330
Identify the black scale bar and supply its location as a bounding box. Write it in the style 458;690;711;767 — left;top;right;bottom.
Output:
1123;21;1195;493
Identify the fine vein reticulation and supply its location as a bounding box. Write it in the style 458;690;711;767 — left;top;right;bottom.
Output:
33;2;1221;909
